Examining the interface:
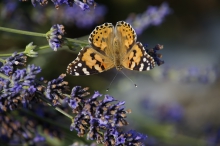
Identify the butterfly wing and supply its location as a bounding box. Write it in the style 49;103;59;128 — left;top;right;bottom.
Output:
115;21;155;71
115;21;137;54
67;23;115;76
122;42;156;71
89;22;115;57
67;46;114;76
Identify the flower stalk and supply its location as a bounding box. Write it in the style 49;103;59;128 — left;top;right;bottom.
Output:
0;26;88;45
39;95;74;120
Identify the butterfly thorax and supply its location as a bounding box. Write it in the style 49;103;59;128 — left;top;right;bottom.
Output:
113;38;123;70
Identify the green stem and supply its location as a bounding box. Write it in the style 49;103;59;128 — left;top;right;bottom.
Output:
0;73;9;80
54;105;73;120
63;94;71;98
0;45;51;58
0;26;45;37
35;45;50;51
0;52;24;57
66;38;88;45
0;26;89;45
40;95;73;120
0;58;5;62
0;45;67;58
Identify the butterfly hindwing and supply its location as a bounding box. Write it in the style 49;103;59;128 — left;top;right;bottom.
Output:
67;47;114;76
122;42;155;71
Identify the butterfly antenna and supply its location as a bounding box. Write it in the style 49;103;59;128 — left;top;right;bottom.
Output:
120;70;137;87
106;71;119;91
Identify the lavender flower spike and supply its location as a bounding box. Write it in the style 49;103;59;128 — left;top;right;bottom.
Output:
0;63;41;111
0;114;45;145
46;24;65;51
29;0;94;10
46;74;69;106
74;0;89;10
126;2;171;35
0;52;27;76
146;44;164;66
66;87;146;145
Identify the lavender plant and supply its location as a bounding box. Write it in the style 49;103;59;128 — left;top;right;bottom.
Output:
126;2;171;35
24;0;96;10
0;113;45;145
0;0;106;29
0;53;148;145
0;1;172;146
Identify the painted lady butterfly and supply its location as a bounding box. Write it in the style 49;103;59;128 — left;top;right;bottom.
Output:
67;21;156;76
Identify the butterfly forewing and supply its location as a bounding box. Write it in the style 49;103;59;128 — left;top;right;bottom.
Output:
115;21;137;54
88;22;114;57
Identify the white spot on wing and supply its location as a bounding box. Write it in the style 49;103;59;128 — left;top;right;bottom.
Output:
143;58;146;62
78;63;82;67
139;63;144;71
75;72;79;76
82;68;90;75
75;57;79;61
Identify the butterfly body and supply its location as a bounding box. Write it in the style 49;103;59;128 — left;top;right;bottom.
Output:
67;21;156;76
111;38;122;70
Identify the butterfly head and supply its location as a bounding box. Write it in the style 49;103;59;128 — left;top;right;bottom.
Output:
116;65;123;70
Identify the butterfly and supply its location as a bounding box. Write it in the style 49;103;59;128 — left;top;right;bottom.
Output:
66;21;156;76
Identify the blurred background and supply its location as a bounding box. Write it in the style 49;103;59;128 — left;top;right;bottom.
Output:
1;0;220;145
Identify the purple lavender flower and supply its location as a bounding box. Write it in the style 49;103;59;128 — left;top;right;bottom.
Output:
157;102;184;123
125;130;147;145
31;0;48;7
146;44;164;66
66;86;89;111
71;86;90;98
126;2;171;35
62;4;107;28
0;64;41;111
1;0;18;17
182;66;218;84
84;0;95;6
0;52;27;76
104;128;146;145
166;103;183;123
66;87;146;145
12;65;41;84
156;65;219;84
46;74;69;106
0;53;70;111
46;24;65;51
0;114;45;145
5;52;27;66
74;0;89;10
0;65;13;76
29;0;94;10
70;142;97;146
